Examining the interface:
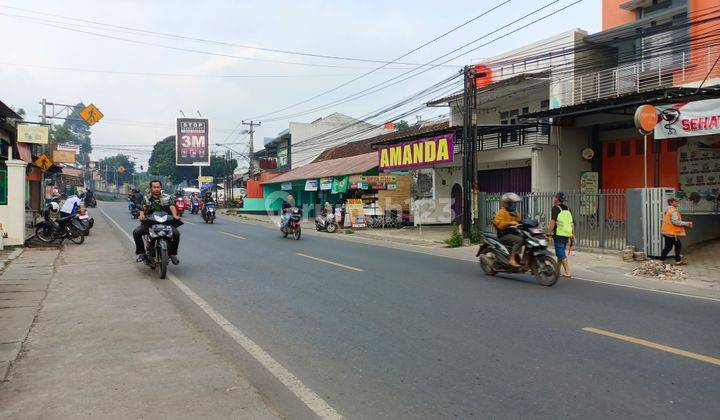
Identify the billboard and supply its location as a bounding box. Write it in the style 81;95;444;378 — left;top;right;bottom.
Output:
17;123;49;144
655;98;720;139
176;118;210;166
52;150;76;163
378;133;454;171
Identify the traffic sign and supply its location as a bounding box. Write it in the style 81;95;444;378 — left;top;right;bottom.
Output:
79;103;104;126
34;154;53;171
118;165;126;173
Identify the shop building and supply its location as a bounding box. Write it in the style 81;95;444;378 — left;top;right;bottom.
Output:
0;101;26;246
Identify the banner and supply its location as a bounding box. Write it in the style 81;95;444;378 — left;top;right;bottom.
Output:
198;176;213;183
346;198;366;228
319;177;333;190
281;182;293;191
304;179;318;191
17;123;49;144
56;143;80;153
378;133;454;170
52;150;76;163
655;99;720;139
176;118;210;166
331;176;348;194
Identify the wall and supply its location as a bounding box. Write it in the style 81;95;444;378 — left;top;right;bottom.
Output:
531;146;559;192
413;166;462;225
684;214;720;247
602;0;636;30
557;126;593;191
0;160;27;245
688;0;720;85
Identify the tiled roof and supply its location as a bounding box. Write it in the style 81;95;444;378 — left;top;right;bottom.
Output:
264;152;378;184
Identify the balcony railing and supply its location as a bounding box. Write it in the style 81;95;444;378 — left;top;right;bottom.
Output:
473;123;550;151
550;45;720;108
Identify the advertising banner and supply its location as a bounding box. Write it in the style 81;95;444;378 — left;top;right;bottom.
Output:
677;137;720;213
56;143;80;153
319;177;333;190
331;176;348;194
346;198;366;228
176;118;210;166
198;176;214;183
52;150;76;163
655;99;720;139
17;123;49;144
304;179;318;191
378;133;454;171
281;182;293;191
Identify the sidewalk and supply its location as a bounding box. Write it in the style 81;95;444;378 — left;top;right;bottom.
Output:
0;216;279;419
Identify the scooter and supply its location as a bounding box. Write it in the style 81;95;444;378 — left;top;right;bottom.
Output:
190;198;200;215
77;208;94;235
315;213;337;233
280;207;302;240
34;205;85;245
175;197;187;217
129;201;140;219
476;219;559;286
141;211;183;279
202;202;216;224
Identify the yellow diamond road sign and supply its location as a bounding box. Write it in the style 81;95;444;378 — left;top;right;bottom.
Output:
118;165;126;173
34;154;53;171
79;103;104;126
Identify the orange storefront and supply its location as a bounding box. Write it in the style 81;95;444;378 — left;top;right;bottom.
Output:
601;137;682;190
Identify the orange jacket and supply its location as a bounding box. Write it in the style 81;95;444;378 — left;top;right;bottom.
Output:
494;207;522;235
661;206;686;237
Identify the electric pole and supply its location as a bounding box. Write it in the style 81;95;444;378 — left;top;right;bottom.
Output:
461;66;478;238
242;120;260;178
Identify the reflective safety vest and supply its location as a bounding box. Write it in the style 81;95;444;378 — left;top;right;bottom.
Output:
661;206;686;237
555;207;573;237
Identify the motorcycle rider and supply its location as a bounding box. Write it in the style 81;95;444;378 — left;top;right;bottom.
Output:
493;193;523;268
280;194;296;229
133;180;181;265
201;190;214;218
84;189;95;207
59;192;82;218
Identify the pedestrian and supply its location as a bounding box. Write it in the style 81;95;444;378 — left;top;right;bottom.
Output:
547;192;574;277
660;197;693;265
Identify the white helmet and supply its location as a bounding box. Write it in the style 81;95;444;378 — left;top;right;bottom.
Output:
48;202;60;213
501;192;521;203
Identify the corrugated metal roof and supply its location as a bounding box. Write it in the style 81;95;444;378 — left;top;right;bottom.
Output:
264;152;377;184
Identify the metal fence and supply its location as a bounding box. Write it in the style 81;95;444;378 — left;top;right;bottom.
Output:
478;189;627;251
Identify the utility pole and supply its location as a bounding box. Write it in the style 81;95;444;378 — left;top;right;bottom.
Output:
242;120;260;178
461;66;478;238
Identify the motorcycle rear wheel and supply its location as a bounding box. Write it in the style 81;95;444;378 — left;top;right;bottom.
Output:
67;225;85;244
479;251;497;276
326;222;337;233
534;255;559;286
34;224;55;243
293;227;301;240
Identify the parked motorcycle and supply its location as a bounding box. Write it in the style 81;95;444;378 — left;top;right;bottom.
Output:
175;197;187;217
129;201;140;219
77;208;94;235
84;195;97;208
280;207;302;240
141;211;182;279
202;202;216;224
190;198;200;215
476;219;559;286
34;206;85;245
315;213;337;233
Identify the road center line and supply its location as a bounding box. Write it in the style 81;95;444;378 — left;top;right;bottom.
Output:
582;327;720;366
296;253;364;272
220;231;246;240
99;207;344;419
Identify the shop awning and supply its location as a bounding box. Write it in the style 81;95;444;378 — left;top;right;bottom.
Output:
264;152;378;184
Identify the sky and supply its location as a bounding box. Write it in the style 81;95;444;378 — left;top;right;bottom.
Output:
0;0;601;169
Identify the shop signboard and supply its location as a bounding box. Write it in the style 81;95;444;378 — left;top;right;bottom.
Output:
331;176;348;194
346;198;366;228
17;123;49;144
304;179;318;191
56;143;80;153
378;133;454;171
677;137;720;213
319;177;333;190
52;150;76;163
655;98;720;139
198;176;214;183
176;118;210;166
281;182;293;191
579;171;599;215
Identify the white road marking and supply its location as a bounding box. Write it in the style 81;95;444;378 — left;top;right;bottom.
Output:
99;207;344;419
296;253;364;272
220;231;246;240
572;276;720;303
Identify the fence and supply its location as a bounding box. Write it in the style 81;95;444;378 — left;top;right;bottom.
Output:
478;189;627;251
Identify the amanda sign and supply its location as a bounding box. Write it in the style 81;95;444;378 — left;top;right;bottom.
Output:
176;118;210;166
378;133;454;171
655;98;720;139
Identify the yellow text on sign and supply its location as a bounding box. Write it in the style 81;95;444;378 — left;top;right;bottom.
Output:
79;104;104;126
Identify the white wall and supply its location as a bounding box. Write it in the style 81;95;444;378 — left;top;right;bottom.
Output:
412;166;462;225
531;146;559;192
0;159;27;246
556;126;593;191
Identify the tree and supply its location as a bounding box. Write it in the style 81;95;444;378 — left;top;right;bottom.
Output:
98;154;135;185
204;154;238;179
49;102;93;164
148;136;196;184
395;120;410;131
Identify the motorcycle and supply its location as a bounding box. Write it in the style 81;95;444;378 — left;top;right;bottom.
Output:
476;219;559;286
129;201;140;219
77;208;94;235
84;195;97;208
141;211;183;279
280;207;302;240
34;207;85;245
190;198;200;215
315;213;337;233
175;197;187;217
202;202;216;224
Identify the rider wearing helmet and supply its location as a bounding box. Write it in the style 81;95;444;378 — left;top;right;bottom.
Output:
494;192;523;268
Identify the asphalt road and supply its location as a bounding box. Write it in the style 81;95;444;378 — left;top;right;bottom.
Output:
101;202;720;419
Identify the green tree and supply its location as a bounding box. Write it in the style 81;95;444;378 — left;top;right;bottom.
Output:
395;120;410;131
204;154;238;179
148;136;196;184
49;102;93;164
98;154;135;185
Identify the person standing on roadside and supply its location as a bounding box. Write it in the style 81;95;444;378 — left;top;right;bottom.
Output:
547;192;574;277
660;197;693;265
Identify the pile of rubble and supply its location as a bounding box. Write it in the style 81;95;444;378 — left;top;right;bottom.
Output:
631;260;688;280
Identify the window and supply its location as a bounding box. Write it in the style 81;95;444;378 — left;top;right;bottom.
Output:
621;141;631;156
0;167;7;205
606;142;616;157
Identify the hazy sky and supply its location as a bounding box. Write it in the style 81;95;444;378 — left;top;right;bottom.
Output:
0;0;601;168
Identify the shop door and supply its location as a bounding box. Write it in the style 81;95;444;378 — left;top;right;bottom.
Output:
451;183;463;225
477;167;531;193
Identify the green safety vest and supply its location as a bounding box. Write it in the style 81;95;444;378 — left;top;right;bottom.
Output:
556;207;573;237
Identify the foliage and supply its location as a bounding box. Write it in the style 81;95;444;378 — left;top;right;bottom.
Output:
471;226;482;244
98;154;136;185
148;136;237;185
395;120;410;131
446;224;464;247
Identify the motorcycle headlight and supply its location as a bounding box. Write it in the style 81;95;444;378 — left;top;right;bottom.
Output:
154;214;168;223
